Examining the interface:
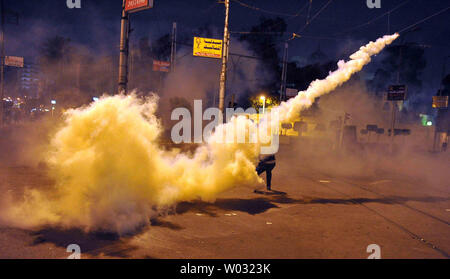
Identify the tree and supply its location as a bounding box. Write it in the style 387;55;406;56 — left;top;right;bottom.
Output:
153;34;171;61
441;74;450;96
40;36;72;64
38;36;114;107
39;36;78;105
286;60;337;91
436;74;450;134
367;44;427;110
239;17;287;93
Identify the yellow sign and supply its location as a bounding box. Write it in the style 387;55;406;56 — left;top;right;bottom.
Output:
193;37;223;59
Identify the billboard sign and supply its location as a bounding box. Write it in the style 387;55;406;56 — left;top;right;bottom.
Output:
125;0;153;13
193;37;223;59
432;96;449;109
153;60;170;72
387;85;407;101
5;56;24;68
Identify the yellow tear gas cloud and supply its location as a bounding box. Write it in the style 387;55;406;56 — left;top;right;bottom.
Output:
0;34;398;234
1;95;261;233
278;33;399;123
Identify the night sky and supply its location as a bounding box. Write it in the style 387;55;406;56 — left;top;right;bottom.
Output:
4;0;450;92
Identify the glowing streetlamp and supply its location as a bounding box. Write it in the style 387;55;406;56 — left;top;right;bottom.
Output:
260;95;266;114
51;100;56;117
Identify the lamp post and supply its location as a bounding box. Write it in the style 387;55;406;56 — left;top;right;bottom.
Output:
51;100;56;118
260;96;266;115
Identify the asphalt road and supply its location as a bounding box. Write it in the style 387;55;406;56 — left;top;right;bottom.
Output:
0;143;449;259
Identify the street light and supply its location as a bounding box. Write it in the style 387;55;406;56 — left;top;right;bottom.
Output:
51;100;56;117
260;96;266;115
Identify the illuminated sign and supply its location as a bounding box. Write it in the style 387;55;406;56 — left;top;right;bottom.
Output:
153;60;170;72
193;37;223;59
387;85;407;101
125;0;153;13
5;56;24;68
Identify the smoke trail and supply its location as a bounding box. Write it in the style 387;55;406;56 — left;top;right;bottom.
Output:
0;34;398;234
278;33;399;123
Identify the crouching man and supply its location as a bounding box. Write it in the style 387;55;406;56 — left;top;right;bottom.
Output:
255;154;276;191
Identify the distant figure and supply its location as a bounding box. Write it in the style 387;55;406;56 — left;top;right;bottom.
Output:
256;154;276;191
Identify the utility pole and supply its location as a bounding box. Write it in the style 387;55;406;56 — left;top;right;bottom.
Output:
0;0;5;126
389;67;400;153
170;22;177;72
117;0;153;94
389;30;415;153
118;0;130;94
280;42;288;102
339;112;350;149
389;39;406;154
219;0;230;114
389;99;397;153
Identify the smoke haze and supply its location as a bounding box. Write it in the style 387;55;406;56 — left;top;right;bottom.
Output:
0;34;403;234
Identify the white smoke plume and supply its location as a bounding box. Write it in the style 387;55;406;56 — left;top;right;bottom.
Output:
278;33;399;123
0;34;398;234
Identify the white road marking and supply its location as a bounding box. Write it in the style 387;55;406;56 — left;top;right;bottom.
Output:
369;180;392;185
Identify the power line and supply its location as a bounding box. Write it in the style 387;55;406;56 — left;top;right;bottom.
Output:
231;0;335;42
202;1;219;14
295;0;334;35
396;5;450;34
229;31;347;42
229;0;311;35
334;0;411;36
305;0;312;25
300;34;347;41
230;31;285;35
230;0;339;39
231;0;306;17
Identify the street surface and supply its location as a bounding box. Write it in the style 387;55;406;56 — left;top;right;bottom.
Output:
0;137;448;259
